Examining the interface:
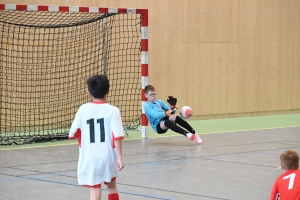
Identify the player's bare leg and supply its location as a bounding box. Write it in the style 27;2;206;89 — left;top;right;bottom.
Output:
168;115;176;122
107;179;119;200
90;188;101;200
159;120;169;130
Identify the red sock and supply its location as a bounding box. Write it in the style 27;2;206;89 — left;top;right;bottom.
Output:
108;193;119;200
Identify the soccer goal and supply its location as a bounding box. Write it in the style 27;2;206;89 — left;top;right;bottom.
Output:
0;4;149;145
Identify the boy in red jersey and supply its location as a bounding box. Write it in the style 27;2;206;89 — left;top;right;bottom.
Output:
69;75;124;200
270;150;300;200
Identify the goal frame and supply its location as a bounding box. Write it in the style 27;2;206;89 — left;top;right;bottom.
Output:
0;4;149;139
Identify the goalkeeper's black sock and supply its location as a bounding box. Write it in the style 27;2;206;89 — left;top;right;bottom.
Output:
175;116;196;134
164;120;188;136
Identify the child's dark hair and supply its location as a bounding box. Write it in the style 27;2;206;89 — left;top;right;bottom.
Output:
86;75;109;99
280;150;299;170
145;85;155;94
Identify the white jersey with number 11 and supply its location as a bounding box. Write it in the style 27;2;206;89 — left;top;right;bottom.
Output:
69;102;124;186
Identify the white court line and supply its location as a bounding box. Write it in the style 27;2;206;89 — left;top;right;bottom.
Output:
1;125;299;151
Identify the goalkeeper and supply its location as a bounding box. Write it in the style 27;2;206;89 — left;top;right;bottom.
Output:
144;85;202;144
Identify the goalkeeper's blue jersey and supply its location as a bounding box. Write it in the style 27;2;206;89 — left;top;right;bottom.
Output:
144;100;170;133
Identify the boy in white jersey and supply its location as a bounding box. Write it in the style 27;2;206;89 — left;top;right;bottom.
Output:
144;85;202;144
69;75;124;200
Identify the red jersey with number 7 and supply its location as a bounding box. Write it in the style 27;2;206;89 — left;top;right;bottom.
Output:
270;169;300;200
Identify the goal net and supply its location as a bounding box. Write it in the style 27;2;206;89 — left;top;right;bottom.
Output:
0;5;149;145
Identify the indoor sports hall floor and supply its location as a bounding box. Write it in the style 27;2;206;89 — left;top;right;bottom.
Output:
0;114;300;200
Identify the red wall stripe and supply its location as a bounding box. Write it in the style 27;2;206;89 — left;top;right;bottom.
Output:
141;39;148;51
99;8;108;13
59;6;69;12
137;9;148;26
141;114;148;126
141;64;148;76
38;6;49;11
118;8;127;13
136;9;148;15
16;5;27;10
79;7;89;12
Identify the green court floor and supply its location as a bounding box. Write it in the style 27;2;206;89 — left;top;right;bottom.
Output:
1;113;299;150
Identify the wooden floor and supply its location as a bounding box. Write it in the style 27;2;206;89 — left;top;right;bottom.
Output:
0;126;300;200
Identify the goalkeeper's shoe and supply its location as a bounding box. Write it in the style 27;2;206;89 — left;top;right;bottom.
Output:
186;133;195;141
193;133;202;144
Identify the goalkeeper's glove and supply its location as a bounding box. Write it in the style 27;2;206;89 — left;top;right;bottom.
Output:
170;105;179;110
167;96;177;106
165;109;176;116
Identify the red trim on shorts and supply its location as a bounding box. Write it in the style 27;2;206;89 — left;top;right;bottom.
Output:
82;177;116;188
82;184;101;188
104;177;116;185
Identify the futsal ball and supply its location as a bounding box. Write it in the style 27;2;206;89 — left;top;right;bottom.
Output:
180;106;193;119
